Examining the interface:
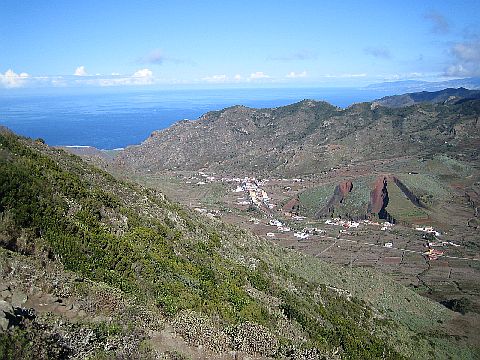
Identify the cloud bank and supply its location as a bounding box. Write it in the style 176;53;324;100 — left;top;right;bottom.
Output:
0;68;157;88
286;71;307;78
249;71;270;80
445;38;480;76
0;69;30;88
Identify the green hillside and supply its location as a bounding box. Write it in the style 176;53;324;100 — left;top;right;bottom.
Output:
0;130;477;359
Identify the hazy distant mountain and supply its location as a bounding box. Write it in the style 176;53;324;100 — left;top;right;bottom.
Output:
366;77;480;92
373;87;480;108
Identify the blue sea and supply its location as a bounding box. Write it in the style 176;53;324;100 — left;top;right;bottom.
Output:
0;87;393;149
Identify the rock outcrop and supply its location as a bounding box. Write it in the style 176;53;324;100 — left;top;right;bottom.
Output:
316;180;353;218
282;197;300;215
368;176;391;221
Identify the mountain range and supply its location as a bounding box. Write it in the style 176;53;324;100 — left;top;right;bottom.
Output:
365;77;480;92
110;88;480;176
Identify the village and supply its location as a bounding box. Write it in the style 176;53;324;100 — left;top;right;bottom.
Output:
179;171;466;263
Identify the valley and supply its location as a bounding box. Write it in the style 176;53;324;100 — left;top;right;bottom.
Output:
90;88;480;356
123;155;480;322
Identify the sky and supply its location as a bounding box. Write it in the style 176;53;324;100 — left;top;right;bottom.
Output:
1;0;480;90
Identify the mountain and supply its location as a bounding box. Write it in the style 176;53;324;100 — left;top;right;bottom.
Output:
373;88;480;108
1;128;477;358
113;92;480;176
366;77;480;92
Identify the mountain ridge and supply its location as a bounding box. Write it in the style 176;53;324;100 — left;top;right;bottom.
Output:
365;77;480;92
109;88;480;177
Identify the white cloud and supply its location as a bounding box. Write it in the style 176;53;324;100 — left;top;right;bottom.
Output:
0;69;29;88
74;66;88;76
321;73;367;79
445;38;480;76
249;71;270;80
73;68;155;87
0;68;159;89
132;68;153;79
286;71;307;78
234;74;242;81
201;74;228;83
445;64;470;77
451;41;480;62
340;73;367;78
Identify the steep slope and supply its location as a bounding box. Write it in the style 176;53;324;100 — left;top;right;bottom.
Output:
113;93;480;176
1;132;477;358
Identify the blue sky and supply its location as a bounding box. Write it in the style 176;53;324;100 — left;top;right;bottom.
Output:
1;0;479;89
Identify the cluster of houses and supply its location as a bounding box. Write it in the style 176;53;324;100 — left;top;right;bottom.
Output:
185;171;216;185
423;248;444;261
324;218;395;231
324;218;360;228
415;225;442;237
268;219;291;232
194;208;220;219
422;237;461;261
427;240;460;247
265;219;325;240
233;177;275;210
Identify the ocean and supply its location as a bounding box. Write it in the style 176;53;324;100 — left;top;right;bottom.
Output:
0;87;392;149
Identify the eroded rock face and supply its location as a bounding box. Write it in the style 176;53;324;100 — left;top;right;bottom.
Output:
283;197;300;215
338;180;353;196
368;176;390;219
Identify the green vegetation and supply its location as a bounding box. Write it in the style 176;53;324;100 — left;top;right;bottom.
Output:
0;132;264;324
298;176;373;219
298;182;336;217
0;328;33;360
385;182;428;223
334;177;373;219
424;155;475;179
398;173;451;206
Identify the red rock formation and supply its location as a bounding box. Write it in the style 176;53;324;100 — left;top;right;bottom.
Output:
338;181;353;196
283;197;300;215
315;180;353;218
368;176;388;215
